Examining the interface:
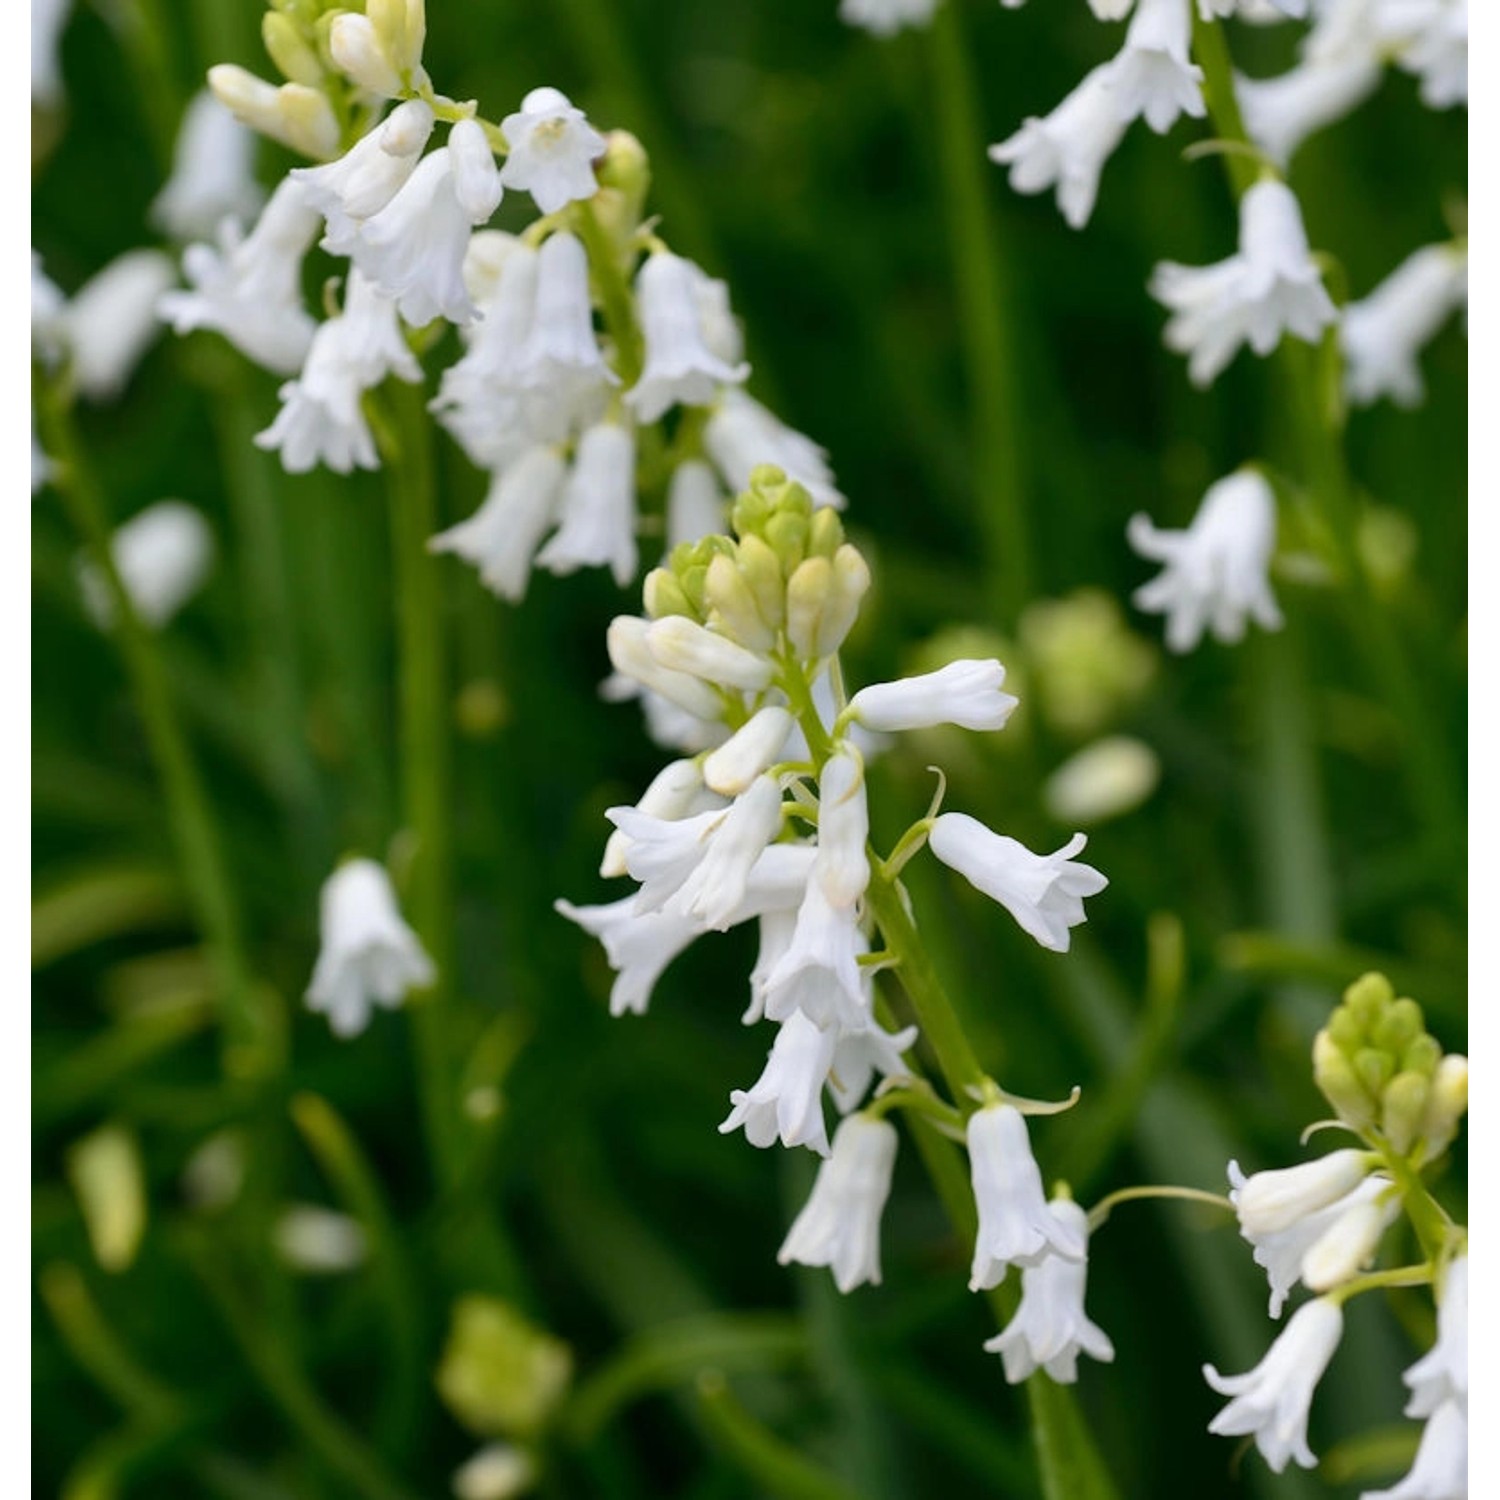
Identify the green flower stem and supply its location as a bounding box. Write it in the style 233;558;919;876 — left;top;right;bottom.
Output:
1194;15;1459;850
1085;1184;1235;1234
39;386;276;1081
927;0;1032;624
1327;1263;1435;1306
1375;1148;1455;1264
575;200;646;387
383;382;462;1192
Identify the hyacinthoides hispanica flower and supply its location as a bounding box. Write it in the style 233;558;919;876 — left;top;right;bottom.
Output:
1198;973;1468;1487
558;467;1130;1388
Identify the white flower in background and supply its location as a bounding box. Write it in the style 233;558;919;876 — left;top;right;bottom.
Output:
839;0;941;33
1127;467;1283;652
151;91;264;242
1199;0;1309;17
705;390;846;510
306;858;435;1037
1150;178;1337;387
1363;1400;1466;1500
1375;0;1468;109
32;0;72;105
1342;244;1467;408
159;178;322;376
779;1113;899;1291
968;1103;1084;1290
515;231;617;418
984;1197;1115;1382
294;100;436;255
929;814;1107;953
273;1205;368;1273
32;252;67;365
627;252;750;422
666;460;729;547
1236;55;1383;168
1044;736;1160;825
63;250;176;402
32;412;52;495
1204;1298;1345;1472
77;501;214;630
1108;0;1207;135
453;1445;538;1500
429;446;567;601
988;66;1130;231
849;659;1018;733
256;271;420;474
498;87;607;213
535;422;639;585
1403;1255;1467;1417
721;1009;838;1156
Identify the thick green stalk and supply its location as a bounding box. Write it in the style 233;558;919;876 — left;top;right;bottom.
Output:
40;389;276;1080
927;0;1032;622
384;383;462;1190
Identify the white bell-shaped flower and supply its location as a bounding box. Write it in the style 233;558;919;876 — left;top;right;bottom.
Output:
968;1103;1084;1290
1342;244;1467;408
1108;0;1207;135
33;0;71;105
601;759;716;879
428;445;567;602
778;1113;899;1291
553;893;700;1017
1364;1399;1466;1500
814;750;871;908
151;91;264;242
77;501;214;630
627;252;750;422
514;231;616;409
983;1197;1115;1382
497;87;607;213
839;0;940;33
306;859;435;1037
720;1009;837;1156
535;422;638;586
1151;177;1337;387
1403;1255;1467;1417
827;1016;919;1113
1128;467;1283;652
160;178;322;377
1236;56;1382;168
849;658;1018;733
1204;1297;1344;1472
762;879;869;1031
64;250;176;402
929;814;1106;953
704;390;846;510
988;65;1130;231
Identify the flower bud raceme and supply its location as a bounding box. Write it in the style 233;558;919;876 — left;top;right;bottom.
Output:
77;501;214;631
498;87;607;213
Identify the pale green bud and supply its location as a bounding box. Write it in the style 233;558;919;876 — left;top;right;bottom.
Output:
1326;1004;1366;1051
436;1296;572;1439
1402;1034;1442;1078
764;510;808;573
262;12;324;86
643;567;693;622
1354;1047;1394;1097
705;552;774;651
209;66;339;157
785;555;832;660
1373;997;1423;1052
735;534;786;631
66;1124;146;1273
817;543;871;657
1419;1054;1468;1161
1344;972;1393;1029
1380;1070;1430;1155
1314;1028;1375;1129
594;130;651;228
807;504;844;561
368;0;426;76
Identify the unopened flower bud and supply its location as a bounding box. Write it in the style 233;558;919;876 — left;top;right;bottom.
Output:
1301;1192;1397;1293
1372;997;1423;1053
1314;1028;1376;1129
1354;1048;1394;1098
211;66;338;157
735;534;786;631
1402;1034;1442;1077
705;553;775;651
261;12;323;86
368;0;426;77
808;504;845;561
765;509;810;573
606;616;723;720
646;616;774;691
1419;1055;1468;1161
643;567;694;621
450;118;503;221
329;13;402;97
819;545;871;657
703;707;794;795
1380;1071;1430;1155
1344;972;1393;1028
786;555;833;660
594;130;652;231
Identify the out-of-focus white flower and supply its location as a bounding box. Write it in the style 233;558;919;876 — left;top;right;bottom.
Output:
849;659;1018;733
984;1197;1115;1381
627;252;750;422
535;422;638;586
1044;736;1160;825
779;1113;899;1291
514;231;617;413
160;178;322;376
930;814;1106;953
273;1204;368;1272
1199;0;1310;17
453;1444;538;1500
705;390;846;510
208;64;340;160
429;446;567;602
968;1103;1084;1290
1204;1298;1344;1472
151;92;264;242
306;858;435;1037
1236;56;1383;168
1375;0;1467;109
32;412;52;495
1128;467;1283;652
1109;0;1207;134
32;0;72;105
498;87;606;213
77;501;214;630
1403;1255;1467;1417
1151;178;1337;387
32;252;67;366
839;0;941;33
64;250;176;401
989;66;1130;230
1363;1400;1466;1500
1342;244;1467;408
666;460;728;547
256;271;421;474
720;1009;837;1156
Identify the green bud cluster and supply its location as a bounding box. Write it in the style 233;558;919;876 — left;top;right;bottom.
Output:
641;466;871;666
1313;973;1467;1160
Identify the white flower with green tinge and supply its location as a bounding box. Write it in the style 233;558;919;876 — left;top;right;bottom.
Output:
498;87;607;213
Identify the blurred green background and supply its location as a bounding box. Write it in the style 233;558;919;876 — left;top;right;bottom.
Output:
32;1;1466;1496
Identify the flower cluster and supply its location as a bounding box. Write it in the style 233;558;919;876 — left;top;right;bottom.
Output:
163;3;841;600
1203;974;1467;1489
558;467;1111;1371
